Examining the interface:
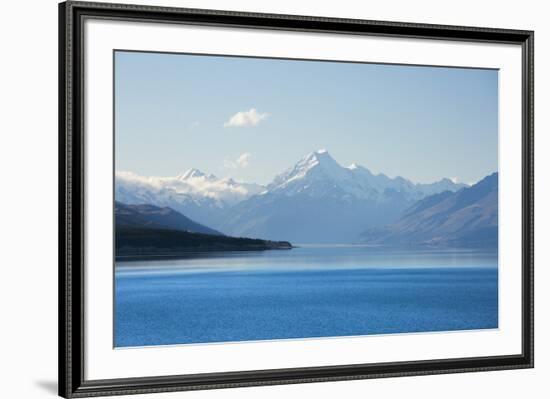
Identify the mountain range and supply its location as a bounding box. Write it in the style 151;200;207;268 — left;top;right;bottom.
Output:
116;169;263;228
115;150;492;245
220;150;466;243
361;172;498;248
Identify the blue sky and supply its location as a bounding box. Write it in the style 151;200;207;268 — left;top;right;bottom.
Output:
115;51;498;185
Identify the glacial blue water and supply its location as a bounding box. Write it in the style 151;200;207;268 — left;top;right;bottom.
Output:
115;246;498;347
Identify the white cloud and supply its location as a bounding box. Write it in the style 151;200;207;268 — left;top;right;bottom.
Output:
224;152;251;170
223;108;269;128
450;177;459;184
236;152;251;167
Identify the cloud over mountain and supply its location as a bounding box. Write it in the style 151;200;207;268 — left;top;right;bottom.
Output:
224;152;252;170
115;169;264;229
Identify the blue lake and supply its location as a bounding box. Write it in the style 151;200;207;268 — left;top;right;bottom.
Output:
115;246;498;347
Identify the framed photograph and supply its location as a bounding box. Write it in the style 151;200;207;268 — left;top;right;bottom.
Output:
59;1;534;397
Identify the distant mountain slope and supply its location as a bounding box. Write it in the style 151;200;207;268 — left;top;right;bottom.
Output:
361;172;498;248
116;227;291;259
221;150;466;243
115;201;223;236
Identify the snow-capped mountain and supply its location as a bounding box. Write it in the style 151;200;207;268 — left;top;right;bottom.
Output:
220;150;467;243
116;150;467;243
115;169;263;229
267;149;466;202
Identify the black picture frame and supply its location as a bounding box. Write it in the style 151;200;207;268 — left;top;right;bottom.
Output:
59;1;534;397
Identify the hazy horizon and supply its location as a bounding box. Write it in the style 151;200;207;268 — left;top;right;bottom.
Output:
115;148;497;187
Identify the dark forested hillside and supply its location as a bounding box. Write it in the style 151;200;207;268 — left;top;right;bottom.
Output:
116;227;292;259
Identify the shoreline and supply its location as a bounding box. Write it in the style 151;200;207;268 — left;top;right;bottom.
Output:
115;245;293;262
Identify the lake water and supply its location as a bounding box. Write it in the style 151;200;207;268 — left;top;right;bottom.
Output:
115;246;498;347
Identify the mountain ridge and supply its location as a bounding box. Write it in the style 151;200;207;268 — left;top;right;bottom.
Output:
220;150;468;243
267;150;467;202
115;170;264;229
116;150;473;242
360;172;498;248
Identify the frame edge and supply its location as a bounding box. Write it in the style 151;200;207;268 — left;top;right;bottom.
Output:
59;1;69;397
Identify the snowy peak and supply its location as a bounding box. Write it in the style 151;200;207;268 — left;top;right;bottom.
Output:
295;149;340;173
416;177;468;197
178;168;204;180
266;150;465;201
309;149;338;164
178;168;218;181
269;150;345;191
